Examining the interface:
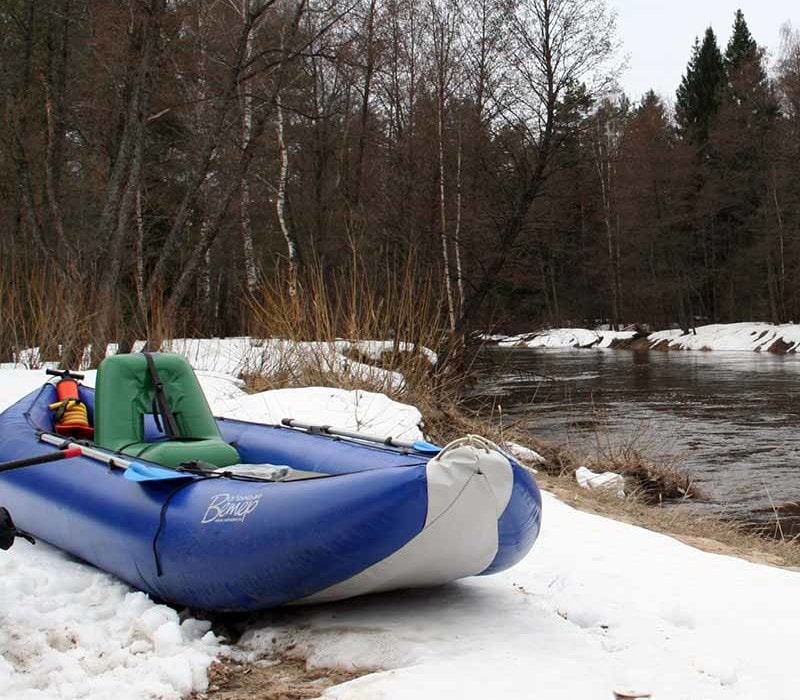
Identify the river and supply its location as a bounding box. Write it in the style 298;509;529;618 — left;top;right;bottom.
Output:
471;347;800;532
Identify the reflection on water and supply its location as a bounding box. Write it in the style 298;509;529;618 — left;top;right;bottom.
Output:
470;347;800;525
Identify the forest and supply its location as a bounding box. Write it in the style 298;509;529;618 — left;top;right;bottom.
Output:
1;0;799;362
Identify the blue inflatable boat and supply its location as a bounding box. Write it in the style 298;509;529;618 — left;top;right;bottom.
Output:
0;354;542;611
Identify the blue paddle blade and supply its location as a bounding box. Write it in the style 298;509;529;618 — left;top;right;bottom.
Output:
124;462;195;482
411;440;442;454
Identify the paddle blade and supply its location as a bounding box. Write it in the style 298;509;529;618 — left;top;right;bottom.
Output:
411;440;442;454
123;462;194;482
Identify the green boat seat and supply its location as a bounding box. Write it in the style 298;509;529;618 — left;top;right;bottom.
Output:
94;352;240;469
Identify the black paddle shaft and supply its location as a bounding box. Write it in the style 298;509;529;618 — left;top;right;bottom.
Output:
0;447;82;474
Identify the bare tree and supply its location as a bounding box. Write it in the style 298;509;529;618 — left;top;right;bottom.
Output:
592;98;627;330
452;0;617;340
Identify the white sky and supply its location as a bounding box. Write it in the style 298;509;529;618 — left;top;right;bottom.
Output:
611;1;797;104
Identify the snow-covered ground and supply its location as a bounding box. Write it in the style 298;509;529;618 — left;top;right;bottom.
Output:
648;322;800;352
2;344;800;699
498;328;638;349
493;321;800;354
2;337;437;393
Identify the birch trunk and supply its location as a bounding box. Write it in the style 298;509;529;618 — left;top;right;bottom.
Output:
453;122;465;314
135;186;146;318
275;92;298;297
239;0;258;293
437;77;455;331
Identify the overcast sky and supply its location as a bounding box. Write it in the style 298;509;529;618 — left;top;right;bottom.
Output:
612;1;797;104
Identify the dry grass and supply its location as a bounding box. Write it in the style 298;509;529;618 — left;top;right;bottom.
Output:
0;254;184;369
0;259;96;366
244;252;449;403
191;656;364;700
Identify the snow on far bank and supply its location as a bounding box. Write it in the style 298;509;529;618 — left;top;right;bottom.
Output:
498;328;637;349
648;322;800;353
490;321;800;355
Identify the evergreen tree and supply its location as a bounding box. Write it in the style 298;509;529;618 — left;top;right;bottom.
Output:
725;10;759;68
724;9;769;106
675;28;725;144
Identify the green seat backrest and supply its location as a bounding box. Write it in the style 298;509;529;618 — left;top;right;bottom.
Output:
94;353;238;467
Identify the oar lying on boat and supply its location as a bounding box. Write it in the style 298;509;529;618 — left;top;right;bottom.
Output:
37;432;328;483
38;432;195;482
280;418;443;454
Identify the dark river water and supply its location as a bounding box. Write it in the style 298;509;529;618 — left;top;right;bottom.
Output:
470;347;800;529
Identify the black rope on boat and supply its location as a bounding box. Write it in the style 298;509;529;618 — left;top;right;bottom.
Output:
24;382;55;433
152;476;217;577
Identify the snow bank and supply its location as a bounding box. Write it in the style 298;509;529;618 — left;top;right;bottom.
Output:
490;322;800;355
212;386;423;442
502;441;545;466
3;337;437;393
498;328;637;349
648;322;800;353
4;346;800;700
576;466;625;498
336;340;438;366
0;540;219;700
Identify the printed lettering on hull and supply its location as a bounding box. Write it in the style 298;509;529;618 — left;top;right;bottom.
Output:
201;493;262;524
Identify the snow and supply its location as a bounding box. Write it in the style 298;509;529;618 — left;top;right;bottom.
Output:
575;466;626;498
212;387;423;441
648;322;800;353
1;337;433;393
0;540;219;700
3;338;800;699
492;321;800;354
243;494;800;700
335;340;438;366
502;441;545;467
498;328;637;349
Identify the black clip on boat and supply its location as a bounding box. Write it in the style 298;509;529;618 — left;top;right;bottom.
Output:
0;508;35;550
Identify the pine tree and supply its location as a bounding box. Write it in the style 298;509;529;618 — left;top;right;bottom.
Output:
725;10;758;68
723;10;770;108
675;28;725;144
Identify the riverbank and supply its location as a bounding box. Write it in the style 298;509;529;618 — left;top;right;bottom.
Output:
493;321;800;354
3;339;800;699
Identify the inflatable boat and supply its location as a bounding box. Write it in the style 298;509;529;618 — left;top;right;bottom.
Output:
0;353;542;611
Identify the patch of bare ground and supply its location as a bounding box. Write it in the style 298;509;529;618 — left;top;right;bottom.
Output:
609;335;650;350
766;337;795;354
191;656;364;700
